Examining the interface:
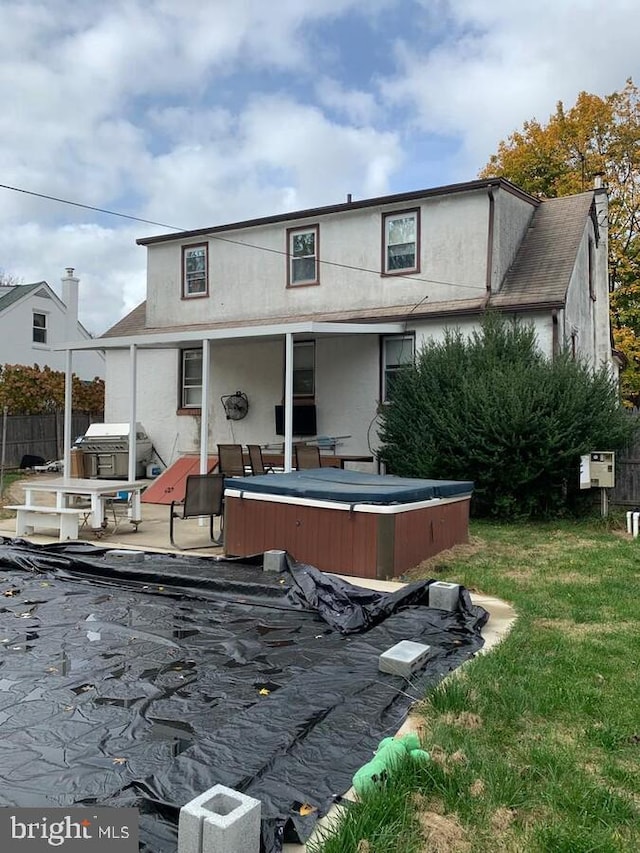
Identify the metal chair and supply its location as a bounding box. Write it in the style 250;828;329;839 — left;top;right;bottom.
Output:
217;444;246;477
169;473;224;549
294;443;322;469
247;444;274;475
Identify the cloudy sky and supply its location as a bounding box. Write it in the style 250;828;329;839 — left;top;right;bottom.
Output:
1;0;639;334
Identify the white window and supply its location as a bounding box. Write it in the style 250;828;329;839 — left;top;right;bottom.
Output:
181;349;203;408
287;226;319;286
382;335;414;401
293;341;315;397
33;312;47;344
182;244;208;298
383;209;419;274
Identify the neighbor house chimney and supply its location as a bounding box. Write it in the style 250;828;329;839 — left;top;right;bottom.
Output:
61;267;79;343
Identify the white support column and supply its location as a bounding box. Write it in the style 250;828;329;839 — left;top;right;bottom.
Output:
284;333;294;472
128;344;138;482
63;349;73;478
200;338;210;474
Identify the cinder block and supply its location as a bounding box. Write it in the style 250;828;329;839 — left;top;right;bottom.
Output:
429;581;461;611
178;784;261;853
108;549;144;563
379;640;432;678
263;549;286;573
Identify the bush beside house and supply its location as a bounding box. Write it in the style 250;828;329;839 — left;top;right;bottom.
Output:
378;315;636;518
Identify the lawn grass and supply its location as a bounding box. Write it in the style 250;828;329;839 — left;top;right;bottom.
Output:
0;471;24;517
309;518;640;852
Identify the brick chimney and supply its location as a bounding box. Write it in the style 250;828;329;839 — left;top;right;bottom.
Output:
61;267;79;342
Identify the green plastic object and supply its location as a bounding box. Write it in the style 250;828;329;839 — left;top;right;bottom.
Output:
352;734;430;797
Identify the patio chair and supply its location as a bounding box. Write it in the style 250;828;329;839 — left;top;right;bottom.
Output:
217;443;246;478
103;491;142;533
247;444;274;475
169;473;224;549
294;443;322;469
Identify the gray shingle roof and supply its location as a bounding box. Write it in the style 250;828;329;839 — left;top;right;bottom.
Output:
0;282;44;312
490;192;594;309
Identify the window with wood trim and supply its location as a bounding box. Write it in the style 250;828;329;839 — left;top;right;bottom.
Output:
33;312;47;344
381;334;415;401
182;244;208;298
180;348;203;408
382;209;420;274
287;226;319;286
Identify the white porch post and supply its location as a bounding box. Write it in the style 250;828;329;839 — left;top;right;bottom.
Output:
199;338;210;474
128;344;138;482
284;332;294;472
63;349;73;478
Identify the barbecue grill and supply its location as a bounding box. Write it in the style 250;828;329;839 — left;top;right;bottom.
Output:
76;423;153;479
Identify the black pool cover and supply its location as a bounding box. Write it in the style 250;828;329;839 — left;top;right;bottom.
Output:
0;538;488;852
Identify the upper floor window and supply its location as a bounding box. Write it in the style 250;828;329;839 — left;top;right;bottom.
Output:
33;312;47;344
180;348;203;408
381;334;415;401
182;244;208;298
382;209;420;275
293;341;315;397
287;225;319;287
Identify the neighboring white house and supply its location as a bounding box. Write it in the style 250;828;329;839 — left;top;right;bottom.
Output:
73;177;617;469
0;268;105;381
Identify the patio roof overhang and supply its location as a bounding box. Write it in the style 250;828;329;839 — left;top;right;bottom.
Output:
55;319;407;352
56;319;406;480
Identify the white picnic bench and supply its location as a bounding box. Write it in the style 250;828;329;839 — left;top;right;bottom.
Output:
5;505;86;541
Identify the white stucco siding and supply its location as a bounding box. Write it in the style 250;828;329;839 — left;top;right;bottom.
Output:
316;335;380;455
491;188;537;292
562;213;615;371
409;311;554;361
105;348;190;465
145;190;494;329
0;291;105;380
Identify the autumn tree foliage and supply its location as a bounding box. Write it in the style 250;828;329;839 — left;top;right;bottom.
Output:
480;78;640;403
0;364;104;415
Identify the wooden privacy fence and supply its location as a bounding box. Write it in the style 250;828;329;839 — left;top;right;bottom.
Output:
0;412;102;467
609;414;640;508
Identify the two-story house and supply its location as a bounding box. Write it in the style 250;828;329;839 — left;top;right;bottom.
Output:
67;177;616;473
0;268;105;381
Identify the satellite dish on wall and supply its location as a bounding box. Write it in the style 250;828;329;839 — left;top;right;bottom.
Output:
221;391;249;420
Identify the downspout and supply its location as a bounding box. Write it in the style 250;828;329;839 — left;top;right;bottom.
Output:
552;309;559;358
483;185;496;309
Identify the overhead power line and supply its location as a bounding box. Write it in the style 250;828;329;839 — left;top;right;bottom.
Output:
0;181;487;294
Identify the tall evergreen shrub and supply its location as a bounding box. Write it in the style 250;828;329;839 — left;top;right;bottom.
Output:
378;315;635;518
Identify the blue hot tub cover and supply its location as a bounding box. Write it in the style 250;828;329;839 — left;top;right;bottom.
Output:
225;467;473;504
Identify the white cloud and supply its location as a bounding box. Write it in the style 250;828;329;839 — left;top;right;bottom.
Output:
2;0;640;333
315;78;378;126
383;0;640;177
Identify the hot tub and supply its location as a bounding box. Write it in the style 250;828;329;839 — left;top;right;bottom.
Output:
223;469;473;579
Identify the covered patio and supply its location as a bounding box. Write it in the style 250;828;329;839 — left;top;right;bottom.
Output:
57;319;407;484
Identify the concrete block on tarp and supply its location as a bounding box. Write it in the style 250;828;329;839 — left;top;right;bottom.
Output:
178;785;261;853
429;581;461;611
263;549;286;573
379;640;432;678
